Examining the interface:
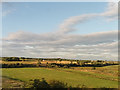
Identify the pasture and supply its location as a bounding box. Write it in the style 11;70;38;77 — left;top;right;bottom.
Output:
2;65;118;88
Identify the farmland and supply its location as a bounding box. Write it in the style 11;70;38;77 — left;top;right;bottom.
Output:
2;65;118;88
1;57;119;88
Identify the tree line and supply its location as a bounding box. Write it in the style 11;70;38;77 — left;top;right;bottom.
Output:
1;57;118;68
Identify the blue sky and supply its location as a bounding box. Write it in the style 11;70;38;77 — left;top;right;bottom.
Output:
2;2;117;36
2;2;118;60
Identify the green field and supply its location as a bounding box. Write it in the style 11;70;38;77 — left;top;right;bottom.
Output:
2;65;118;88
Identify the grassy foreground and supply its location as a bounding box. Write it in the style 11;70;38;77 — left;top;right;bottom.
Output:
2;65;118;88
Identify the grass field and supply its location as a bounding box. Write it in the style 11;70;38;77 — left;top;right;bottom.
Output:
2;65;118;88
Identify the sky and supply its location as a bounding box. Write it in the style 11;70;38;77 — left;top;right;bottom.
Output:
2;2;118;60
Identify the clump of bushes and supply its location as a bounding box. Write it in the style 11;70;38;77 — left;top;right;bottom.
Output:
49;80;68;88
2;63;36;68
24;78;89;89
2;57;21;61
29;78;50;89
63;65;70;68
24;78;68;88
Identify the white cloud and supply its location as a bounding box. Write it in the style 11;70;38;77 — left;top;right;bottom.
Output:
101;2;118;21
57;14;98;34
2;30;118;60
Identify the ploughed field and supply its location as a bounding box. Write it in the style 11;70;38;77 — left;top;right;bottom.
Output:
2;65;118;88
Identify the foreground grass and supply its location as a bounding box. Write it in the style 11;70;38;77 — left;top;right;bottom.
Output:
2;77;23;88
2;66;118;88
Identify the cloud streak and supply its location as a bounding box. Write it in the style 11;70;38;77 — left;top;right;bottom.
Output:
56;2;117;34
57;14;98;34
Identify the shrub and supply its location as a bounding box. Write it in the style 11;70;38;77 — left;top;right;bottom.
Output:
30;78;50;89
92;66;96;70
49;80;67;88
25;78;68;88
63;65;69;68
2;57;21;61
